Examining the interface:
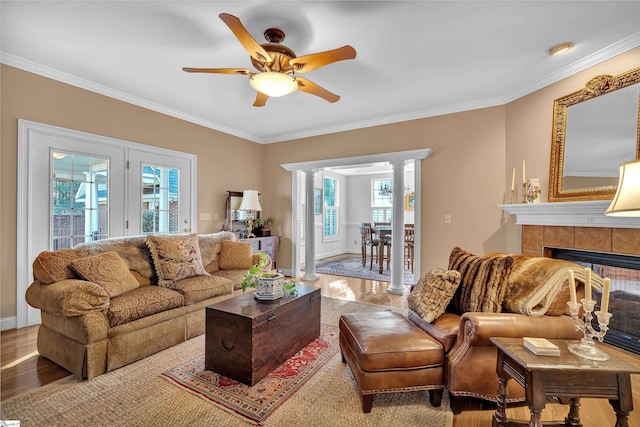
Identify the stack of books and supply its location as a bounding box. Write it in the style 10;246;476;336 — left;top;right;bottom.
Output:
523;337;561;356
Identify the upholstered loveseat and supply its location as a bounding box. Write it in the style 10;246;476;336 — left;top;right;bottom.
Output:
26;232;270;379
407;247;602;413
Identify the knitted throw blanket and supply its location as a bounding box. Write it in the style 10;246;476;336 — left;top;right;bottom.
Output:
503;256;604;316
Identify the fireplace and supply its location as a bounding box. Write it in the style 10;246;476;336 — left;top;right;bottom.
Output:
547;247;640;355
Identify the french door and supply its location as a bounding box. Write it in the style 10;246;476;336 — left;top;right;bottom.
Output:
17;120;196;328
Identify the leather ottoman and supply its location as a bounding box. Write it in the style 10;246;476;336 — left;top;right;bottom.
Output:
339;311;444;413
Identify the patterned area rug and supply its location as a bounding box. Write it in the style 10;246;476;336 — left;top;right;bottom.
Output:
310;254;415;284
161;324;339;426
2;297;452;427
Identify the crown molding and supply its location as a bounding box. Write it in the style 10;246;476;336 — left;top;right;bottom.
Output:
3;31;640;145
0;52;262;143
503;32;640;103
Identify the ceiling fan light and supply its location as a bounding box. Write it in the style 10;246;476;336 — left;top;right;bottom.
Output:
250;72;298;97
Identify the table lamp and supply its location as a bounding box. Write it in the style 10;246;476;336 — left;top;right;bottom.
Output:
239;190;262;238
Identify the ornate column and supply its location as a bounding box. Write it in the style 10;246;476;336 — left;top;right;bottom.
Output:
303;169;319;281
387;160;406;294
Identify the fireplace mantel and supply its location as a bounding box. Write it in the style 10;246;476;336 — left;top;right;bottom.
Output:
499;201;640;229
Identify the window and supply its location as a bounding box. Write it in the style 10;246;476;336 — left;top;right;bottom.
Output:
371;178;393;223
323;177;339;240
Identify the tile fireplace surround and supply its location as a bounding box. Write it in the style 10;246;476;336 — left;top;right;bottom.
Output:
502;201;640;354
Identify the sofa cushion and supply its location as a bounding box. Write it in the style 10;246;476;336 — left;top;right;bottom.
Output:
448;247;514;314
219;240;254;270
107;286;184;328
70;251;140;298
146;234;210;287
32;249;80;284
166;275;233;305
408;268;461;323
198;231;237;272
25;279;110;316
212;269;248;290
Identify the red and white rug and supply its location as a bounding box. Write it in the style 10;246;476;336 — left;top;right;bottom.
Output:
161;324;339;425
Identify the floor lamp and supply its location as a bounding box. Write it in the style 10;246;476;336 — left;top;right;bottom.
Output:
239;190;262;238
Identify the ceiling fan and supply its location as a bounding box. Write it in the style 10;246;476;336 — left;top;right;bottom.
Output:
182;13;357;107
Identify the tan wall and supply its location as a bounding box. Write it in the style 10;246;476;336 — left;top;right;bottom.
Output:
262;106;509;272
504;46;640;252
0;64;264;319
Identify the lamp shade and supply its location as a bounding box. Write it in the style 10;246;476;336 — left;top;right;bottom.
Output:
605;160;640;216
250;72;298;97
239;190;262;211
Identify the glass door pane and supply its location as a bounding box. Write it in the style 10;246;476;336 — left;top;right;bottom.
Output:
51;151;109;249
141;165;180;234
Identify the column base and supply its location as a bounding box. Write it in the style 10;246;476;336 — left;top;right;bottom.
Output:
302;273;320;282
386;285;406;295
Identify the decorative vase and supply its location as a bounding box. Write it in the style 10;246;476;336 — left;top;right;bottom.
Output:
255;273;285;300
526;178;541;204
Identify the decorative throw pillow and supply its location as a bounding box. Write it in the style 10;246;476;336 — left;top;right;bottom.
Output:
408;268;461;323
32;249;80;284
219;240;254;270
448;247;514;314
146;234;210;287
70;251;140;298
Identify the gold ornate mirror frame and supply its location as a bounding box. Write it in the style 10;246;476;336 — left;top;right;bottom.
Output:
548;67;640;202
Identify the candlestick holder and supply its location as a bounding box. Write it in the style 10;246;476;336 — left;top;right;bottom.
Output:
520;183;527;204
510;189;515;204
566;299;612;361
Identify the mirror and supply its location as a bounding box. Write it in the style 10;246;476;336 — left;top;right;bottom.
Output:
548;67;640;202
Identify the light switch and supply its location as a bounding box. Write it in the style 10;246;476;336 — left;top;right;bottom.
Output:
444;214;452;224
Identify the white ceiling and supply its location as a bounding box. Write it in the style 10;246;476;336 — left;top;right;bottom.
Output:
2;1;640;144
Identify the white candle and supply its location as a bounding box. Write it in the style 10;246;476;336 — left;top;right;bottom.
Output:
568;269;577;304
601;278;611;314
585;268;592;302
522;160;526;184
511;168;515;191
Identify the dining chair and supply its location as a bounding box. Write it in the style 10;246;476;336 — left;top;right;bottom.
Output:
404;225;415;273
378;229;392;274
360;223;380;270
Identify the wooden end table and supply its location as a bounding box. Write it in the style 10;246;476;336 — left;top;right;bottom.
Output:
490;337;640;427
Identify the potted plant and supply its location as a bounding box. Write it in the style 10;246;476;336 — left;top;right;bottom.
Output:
253;217;274;237
241;253;294;300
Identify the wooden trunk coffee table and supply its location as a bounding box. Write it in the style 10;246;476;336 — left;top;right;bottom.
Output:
205;284;321;386
490;337;640;427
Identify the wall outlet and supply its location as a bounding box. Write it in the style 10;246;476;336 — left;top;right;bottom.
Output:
444;214;452;224
199;213;212;221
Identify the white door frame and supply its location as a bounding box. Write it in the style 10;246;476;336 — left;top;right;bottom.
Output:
15;120;197;329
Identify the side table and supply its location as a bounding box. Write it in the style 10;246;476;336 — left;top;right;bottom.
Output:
490;337;640;427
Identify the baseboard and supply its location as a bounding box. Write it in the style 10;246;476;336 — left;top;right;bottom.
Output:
1;315;17;331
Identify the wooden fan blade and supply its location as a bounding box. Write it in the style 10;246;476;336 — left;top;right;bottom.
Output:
182;67;250;75
219;13;272;64
290;45;356;73
253;91;269;107
296;77;340;103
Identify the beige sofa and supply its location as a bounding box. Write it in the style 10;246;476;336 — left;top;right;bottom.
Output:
26;232;270;379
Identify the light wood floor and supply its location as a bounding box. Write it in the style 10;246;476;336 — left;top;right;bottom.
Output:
2;272;640;426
